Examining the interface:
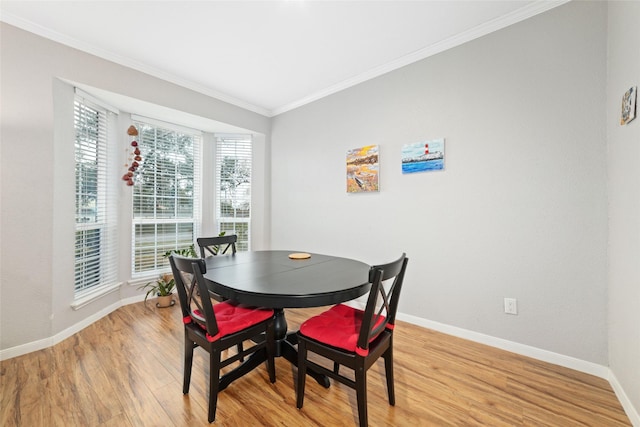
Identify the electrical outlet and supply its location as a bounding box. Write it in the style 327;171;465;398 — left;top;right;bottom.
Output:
504;298;518;315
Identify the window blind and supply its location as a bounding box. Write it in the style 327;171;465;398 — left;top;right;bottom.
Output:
74;96;118;294
215;134;252;251
132;120;201;275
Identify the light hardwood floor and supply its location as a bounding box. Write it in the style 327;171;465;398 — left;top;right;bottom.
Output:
1;301;631;426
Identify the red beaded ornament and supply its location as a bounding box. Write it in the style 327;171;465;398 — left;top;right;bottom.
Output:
123;125;141;186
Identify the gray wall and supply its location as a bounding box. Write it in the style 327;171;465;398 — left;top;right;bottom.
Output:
2;0;638;421
271;1;608;365
607;1;640;417
0;22;270;350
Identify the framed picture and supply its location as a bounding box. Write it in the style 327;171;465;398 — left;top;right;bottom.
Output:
346;145;379;193
620;86;637;125
401;138;445;174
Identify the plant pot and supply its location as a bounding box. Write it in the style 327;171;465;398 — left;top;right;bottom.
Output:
156;294;175;308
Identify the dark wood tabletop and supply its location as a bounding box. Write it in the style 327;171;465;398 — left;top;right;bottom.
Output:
202;250;372;308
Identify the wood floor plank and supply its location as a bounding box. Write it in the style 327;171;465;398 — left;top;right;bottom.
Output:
0;302;631;426
0;357;20;426
6;350;51;426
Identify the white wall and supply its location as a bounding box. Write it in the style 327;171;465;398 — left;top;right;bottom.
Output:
271;1;608;365
607;1;640;420
0;22;271;352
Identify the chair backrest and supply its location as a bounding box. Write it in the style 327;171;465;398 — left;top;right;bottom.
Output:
197;235;237;258
169;254;220;339
357;253;408;353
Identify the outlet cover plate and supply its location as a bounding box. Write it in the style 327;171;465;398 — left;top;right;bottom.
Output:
504;298;518;315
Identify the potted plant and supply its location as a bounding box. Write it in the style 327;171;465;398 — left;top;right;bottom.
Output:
139;243;199;308
208;231;227;255
163;243;198;259
138;273;176;308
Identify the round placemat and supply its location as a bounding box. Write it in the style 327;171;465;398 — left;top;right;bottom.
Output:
288;252;311;260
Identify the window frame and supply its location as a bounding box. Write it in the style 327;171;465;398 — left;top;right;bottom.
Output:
73;93;118;298
130;117;202;278
215;133;252;252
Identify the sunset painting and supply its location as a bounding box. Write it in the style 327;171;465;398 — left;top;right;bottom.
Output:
346;145;379;193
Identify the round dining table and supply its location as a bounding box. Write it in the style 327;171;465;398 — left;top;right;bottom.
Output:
202;250;372;388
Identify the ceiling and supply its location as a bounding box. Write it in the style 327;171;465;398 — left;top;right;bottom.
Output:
1;1;566;117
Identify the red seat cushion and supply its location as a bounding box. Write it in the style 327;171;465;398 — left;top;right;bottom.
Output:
299;304;386;353
192;302;273;339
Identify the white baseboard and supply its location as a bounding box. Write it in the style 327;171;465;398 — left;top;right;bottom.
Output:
121;293;147;306
0;336;55;362
0;295;144;361
609;370;640;427
397;312;608;377
396;312;639;426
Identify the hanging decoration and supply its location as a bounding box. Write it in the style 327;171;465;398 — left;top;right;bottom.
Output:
122;125;142;186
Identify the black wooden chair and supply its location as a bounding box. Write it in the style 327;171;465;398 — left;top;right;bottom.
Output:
296;253;408;427
197;234;247;359
197;234;237;258
169;254;276;423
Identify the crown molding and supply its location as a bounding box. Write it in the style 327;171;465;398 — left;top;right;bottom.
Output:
270;0;570;116
2;1;569;118
0;11;271;117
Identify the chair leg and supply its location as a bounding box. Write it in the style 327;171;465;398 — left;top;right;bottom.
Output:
383;345;395;405
296;340;308;409
354;364;368;427
208;349;221;423
183;337;195;394
237;342;244;362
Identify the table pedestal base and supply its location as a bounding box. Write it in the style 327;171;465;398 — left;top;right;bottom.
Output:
219;308;330;390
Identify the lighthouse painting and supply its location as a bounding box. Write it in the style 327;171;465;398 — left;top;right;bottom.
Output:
401;138;445;174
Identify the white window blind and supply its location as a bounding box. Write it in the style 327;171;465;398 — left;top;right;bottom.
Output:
132;120;201;275
74;96;118;294
215;134;252;251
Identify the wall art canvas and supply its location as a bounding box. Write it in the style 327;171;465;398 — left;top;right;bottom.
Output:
402;138;445;174
620;86;637;125
346;145;379;193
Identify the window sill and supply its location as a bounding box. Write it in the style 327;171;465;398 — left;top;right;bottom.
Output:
71;282;122;310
